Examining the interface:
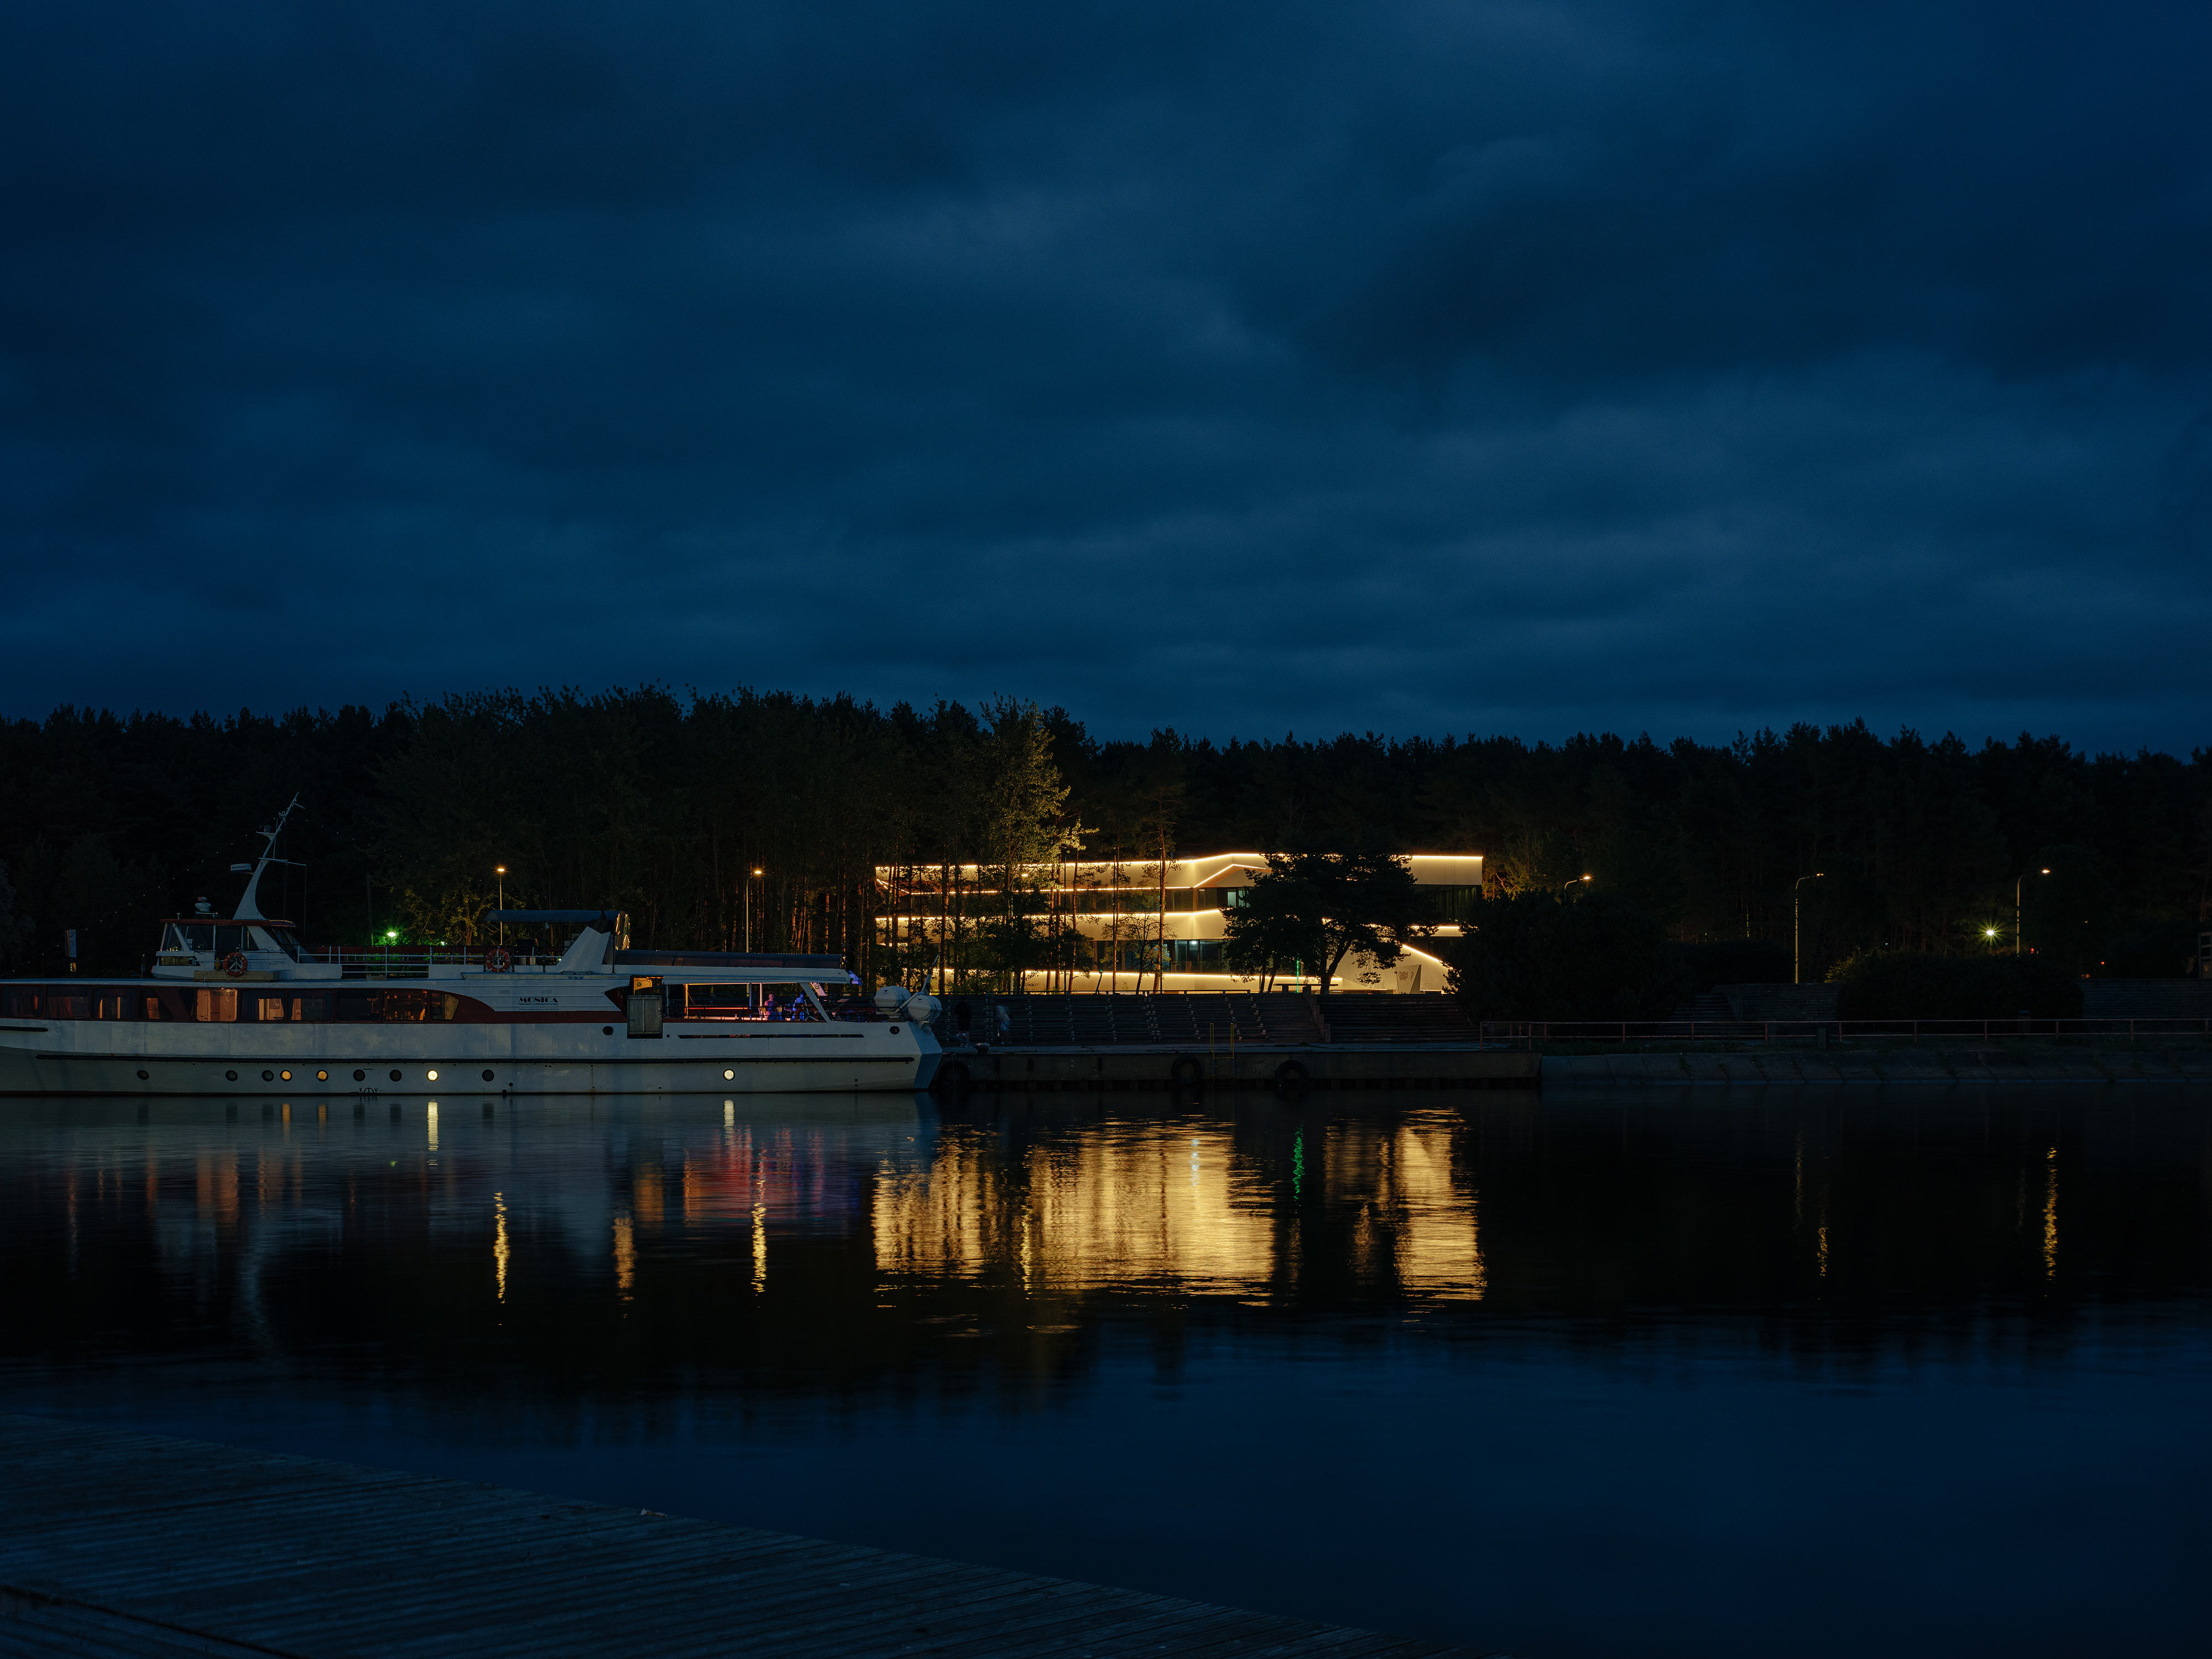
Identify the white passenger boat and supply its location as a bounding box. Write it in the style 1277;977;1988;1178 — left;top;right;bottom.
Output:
0;808;942;1098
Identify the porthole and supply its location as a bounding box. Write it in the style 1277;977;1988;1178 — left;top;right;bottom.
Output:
262;1070;275;1082
889;1025;900;1035
482;1069;495;1082
602;1025;614;1036
225;1070;238;1082
136;1068;149;1081
353;1069;366;1082
316;1070;328;1081
426;1069;439;1082
389;1069;401;1082
723;1068;735;1081
279;1070;292;1082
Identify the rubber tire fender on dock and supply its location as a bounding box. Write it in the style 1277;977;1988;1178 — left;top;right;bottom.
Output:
1273;1059;1308;1097
933;1059;972;1097
1170;1055;1204;1088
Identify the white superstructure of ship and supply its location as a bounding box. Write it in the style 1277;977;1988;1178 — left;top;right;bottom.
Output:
1;800;942;1097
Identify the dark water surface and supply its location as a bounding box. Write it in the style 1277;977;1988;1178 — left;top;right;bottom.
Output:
2;1087;2208;1657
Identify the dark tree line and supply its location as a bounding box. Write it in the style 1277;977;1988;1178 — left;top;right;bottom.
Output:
1;689;2206;981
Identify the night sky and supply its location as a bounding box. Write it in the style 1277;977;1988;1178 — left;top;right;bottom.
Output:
5;1;2209;749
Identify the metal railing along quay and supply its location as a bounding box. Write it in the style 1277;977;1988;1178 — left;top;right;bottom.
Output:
1481;1017;2212;1046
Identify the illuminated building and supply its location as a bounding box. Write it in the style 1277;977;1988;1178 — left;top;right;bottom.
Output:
874;852;1483;993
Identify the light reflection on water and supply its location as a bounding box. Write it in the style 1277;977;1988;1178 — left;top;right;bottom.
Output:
1;1088;2209;1659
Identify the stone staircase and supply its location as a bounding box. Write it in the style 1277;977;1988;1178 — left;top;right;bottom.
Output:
1314;993;1477;1043
926;990;1337;1046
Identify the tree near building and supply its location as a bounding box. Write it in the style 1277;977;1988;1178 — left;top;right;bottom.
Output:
0;860;28;970
1231;851;1430;991
1449;889;1682;1022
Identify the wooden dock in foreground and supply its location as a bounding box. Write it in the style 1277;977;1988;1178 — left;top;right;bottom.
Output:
0;1415;1485;1659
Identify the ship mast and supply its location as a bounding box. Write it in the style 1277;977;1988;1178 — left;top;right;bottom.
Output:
232;794;302;921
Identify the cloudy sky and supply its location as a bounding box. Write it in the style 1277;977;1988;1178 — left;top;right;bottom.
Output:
4;0;2208;749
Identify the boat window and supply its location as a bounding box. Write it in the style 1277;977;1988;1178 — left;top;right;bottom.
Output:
260;928;304;961
255;996;288;1022
213;927;249;956
670;982;848;1021
1;989;33;1018
681;983;753;1019
174;924;215;952
195;988;239;1022
144;995;174;1021
761;983;821;1022
335;993;376;1022
95;993;133;1020
49;992;91;1020
375;990;462;1022
293;995;328;1022
810;983;870;1021
161;925;183;951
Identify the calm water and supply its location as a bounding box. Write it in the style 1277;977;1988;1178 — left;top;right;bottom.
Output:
2;1087;2208;1656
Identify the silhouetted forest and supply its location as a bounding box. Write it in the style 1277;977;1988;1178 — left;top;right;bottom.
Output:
2;687;2205;980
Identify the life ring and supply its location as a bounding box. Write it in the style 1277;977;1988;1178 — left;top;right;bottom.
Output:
221;951;249;978
482;946;512;973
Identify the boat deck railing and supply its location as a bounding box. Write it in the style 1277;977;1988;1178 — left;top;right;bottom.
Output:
306;947;570;980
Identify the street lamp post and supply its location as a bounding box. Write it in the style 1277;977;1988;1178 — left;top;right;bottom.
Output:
747;868;763;953
1559;874;1593;896
2016;867;2051;956
1793;873;1824;984
494;867;506;951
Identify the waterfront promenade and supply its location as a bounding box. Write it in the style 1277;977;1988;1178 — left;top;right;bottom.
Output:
1541;1044;2212;1086
0;1415;1480;1659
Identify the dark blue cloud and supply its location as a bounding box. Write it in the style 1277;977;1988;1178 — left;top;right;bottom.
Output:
3;0;2209;750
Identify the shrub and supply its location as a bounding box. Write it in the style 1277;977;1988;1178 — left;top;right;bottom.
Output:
2093;918;2201;978
1451;891;1687;1022
1663;938;1791;993
1827;950;2082;1020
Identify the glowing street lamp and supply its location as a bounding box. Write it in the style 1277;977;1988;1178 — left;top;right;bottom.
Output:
1793;873;1824;984
747;868;764;952
495;866;507;950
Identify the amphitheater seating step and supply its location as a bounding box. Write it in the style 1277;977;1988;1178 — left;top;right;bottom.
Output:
927;990;1472;1045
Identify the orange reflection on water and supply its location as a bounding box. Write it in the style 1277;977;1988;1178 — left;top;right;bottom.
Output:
1328;1119;1485;1301
195;1152;239;1227
874;1112;1485;1301
613;1213;635;1299
2043;1146;2059;1278
873;1125;1276;1293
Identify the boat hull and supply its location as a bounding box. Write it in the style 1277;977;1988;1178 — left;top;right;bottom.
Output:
0;1022;941;1097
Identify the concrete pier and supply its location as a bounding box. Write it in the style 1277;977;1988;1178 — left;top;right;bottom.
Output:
1539;1044;2212;1086
0;1414;1483;1659
932;1044;1540;1093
